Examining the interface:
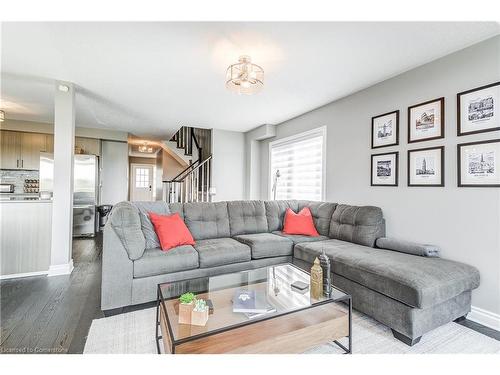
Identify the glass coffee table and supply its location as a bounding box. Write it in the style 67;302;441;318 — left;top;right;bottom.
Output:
156;263;352;354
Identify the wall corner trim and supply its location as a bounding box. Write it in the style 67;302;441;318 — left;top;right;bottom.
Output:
47;260;74;277
468;305;500;331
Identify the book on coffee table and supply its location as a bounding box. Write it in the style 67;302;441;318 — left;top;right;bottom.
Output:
232;289;270;314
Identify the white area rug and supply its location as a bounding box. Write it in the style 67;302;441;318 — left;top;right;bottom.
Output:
84;307;500;354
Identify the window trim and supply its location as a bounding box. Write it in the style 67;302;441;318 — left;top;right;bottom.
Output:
268;126;327;201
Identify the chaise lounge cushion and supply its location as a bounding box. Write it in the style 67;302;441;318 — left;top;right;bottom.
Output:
133;245;199;278
228;201;269;236
294;239;480;309
233;233;294;259
194;238;251;268
329;204;385;247
272;231;329;245
183;202;230;240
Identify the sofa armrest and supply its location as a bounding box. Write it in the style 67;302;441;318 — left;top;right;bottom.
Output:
375;237;440;257
101;223;134;311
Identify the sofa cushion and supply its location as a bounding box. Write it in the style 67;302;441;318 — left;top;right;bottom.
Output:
227;201;268;236
329;204;385;247
294;239;480;309
110;202;146;260
272;231;329;245
194;238;251;268
298;201;337;236
183;202;230;240
168;202;184;219
233;233;293;259
133;201;170;249
133;245;199;278
264;200;299;232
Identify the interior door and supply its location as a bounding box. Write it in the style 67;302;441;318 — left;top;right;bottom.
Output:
131;164;154;201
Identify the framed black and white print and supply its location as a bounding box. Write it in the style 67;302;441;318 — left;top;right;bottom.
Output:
457;82;500;136
371;110;399;149
408;146;444;187
458;139;500;187
371;152;398;186
408;97;445;143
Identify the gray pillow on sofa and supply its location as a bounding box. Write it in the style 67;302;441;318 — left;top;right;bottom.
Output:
133;201;170;249
376;237;440;257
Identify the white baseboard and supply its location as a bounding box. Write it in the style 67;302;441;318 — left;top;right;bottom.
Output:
468;306;500;331
47;260;74;277
0;270;49;280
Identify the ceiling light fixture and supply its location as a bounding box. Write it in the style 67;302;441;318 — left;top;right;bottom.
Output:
0;110;4;122
138;142;153;153
225;55;264;95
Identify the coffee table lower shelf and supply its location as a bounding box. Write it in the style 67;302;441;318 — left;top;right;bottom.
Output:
156;297;352;354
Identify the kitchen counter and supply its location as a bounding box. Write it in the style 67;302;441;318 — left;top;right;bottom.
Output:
0;197;52;203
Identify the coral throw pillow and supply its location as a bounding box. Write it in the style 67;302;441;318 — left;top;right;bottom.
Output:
148;212;195;251
283;207;319;236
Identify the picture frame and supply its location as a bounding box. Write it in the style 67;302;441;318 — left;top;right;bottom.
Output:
457;81;500;136
407;97;445;143
371;110;399;149
371;151;398;186
407;146;444;187
457;139;500;187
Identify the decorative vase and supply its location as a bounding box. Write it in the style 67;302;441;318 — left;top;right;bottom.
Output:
319;249;332;296
178;302;194;324
310;257;323;300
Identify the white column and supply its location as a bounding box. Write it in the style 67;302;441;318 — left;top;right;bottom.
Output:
48;82;75;276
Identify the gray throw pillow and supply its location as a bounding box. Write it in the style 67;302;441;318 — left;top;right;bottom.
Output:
132;201;170;249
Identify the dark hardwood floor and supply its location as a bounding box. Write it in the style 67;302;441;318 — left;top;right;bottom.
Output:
1;233;499;354
0;234;104;354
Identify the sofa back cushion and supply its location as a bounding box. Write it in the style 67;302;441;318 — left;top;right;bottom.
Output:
109;201;146;260
329;204;385;247
168;202;184;219
228;200;268;236
133;201;170;249
298;201;337;236
183;201;230;240
264;200;299;232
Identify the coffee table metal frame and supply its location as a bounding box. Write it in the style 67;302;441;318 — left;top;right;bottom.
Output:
155;263;352;354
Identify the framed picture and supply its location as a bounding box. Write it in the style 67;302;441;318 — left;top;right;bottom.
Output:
407;146;444;187
371;152;398;186
457;81;500;136
458;139;500;187
371;110;399;149
408;97;445;143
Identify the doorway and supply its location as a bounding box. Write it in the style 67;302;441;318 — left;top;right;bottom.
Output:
130;163;155;201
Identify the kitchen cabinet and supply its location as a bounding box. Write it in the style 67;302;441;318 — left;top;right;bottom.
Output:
0;130;50;170
0;130;21;169
75;137;100;156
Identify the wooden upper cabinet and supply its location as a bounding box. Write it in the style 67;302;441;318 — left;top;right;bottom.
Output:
0;130;22;169
75;137;100;156
20;132;48;170
45;134;54;153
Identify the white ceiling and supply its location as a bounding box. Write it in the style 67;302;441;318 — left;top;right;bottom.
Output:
1;22;499;138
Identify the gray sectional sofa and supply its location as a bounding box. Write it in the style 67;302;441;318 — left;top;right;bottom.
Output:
101;199;480;346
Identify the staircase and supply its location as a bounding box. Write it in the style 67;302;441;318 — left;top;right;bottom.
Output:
163;126;213;203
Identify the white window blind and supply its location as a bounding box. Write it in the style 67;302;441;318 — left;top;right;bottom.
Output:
270;127;325;201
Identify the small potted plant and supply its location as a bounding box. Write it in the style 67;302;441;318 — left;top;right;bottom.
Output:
191;299;209;326
178;292;196;324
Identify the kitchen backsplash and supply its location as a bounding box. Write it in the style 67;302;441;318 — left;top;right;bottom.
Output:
0;170;40;194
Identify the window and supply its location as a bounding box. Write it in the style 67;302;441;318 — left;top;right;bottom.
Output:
269;127;326;201
135;167;150;188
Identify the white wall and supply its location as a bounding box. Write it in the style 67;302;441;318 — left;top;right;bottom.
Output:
258;36;500;318
101;140;129;205
211;129;245;201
